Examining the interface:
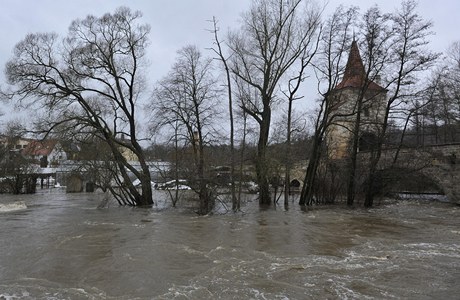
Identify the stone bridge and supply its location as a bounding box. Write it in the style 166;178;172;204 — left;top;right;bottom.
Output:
358;143;460;205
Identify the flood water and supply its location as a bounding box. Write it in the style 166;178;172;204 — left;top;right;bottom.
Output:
0;190;459;299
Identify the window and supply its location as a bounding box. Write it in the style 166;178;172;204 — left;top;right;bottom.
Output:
363;106;370;118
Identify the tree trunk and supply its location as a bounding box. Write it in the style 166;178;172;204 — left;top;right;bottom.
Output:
137;164;153;206
393;111;412;165
256;149;271;206
257;106;271;206
363;151;378;207
300;132;323;205
284;98;293;206
211;18;238;211
196;128;213;215
364;102;391;207
237;112;248;208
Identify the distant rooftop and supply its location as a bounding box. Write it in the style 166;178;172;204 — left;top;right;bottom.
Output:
22;140;58;156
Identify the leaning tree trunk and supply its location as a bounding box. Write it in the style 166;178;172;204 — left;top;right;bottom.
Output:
132;138;154;206
300;132;323;205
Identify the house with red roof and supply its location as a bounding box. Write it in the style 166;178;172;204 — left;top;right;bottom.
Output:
21;139;67;167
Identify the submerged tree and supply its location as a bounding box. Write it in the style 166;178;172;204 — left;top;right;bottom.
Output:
229;0;321;206
345;5;392;207
281;12;320;206
4;7;153;206
361;0;439;207
152;45;219;215
209;17;239;211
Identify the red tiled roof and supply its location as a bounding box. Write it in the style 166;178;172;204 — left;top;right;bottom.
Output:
22;140;58;156
335;40;385;91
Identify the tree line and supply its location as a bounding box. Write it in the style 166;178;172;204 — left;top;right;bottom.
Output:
2;0;458;213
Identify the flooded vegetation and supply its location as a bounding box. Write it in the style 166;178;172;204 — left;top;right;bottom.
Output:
1;190;459;299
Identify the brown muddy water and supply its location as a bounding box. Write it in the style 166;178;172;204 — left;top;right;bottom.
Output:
0;189;459;299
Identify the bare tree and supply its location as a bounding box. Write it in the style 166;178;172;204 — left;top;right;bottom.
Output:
152;45;219;215
362;0;439;206
345;5;392;206
228;0;321;205
281;21;320;206
4;7;153;206
209;17;239;211
299;5;358;205
415;41;460;145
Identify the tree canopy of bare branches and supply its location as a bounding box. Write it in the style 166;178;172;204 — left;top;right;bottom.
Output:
152;45;219;214
360;0;439;207
4;7;153;206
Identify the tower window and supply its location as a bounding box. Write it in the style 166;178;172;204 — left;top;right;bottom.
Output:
363;106;370;117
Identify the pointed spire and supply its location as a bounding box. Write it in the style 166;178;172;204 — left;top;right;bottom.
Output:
335;41;384;91
343;40;365;82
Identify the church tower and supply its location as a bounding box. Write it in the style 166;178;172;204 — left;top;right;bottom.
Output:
326;40;387;159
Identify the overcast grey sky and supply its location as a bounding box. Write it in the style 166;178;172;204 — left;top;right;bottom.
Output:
1;0;459;125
